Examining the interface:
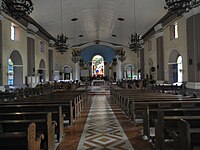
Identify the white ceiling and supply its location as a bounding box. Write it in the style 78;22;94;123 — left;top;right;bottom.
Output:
30;0;167;47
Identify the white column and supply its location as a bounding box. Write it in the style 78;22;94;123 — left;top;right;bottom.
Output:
116;60;122;81
74;63;80;81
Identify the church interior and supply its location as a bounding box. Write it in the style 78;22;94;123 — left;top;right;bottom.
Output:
0;0;200;150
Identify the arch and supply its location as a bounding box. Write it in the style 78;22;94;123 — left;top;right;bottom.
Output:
169;49;180;63
148;58;155;79
92;55;104;77
62;65;73;80
8;50;23;86
38;59;46;83
168;50;183;83
39;59;46;69
80;45;116;64
124;64;134;79
10;50;23;65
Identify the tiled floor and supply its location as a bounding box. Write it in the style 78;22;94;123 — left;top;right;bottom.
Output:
77;95;133;149
56;85;152;150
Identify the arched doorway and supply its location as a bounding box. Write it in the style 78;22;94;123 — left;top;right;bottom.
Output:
124;64;134;79
8;50;23;86
148;58;155;79
168;50;183;83
38;59;46;83
62;65;72;81
92;55;104;77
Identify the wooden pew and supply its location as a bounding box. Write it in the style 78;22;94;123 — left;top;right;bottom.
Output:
143;105;200;140
0;106;64;143
0;112;56;150
171;119;200;150
155;111;200;150
0;122;44;150
0;100;73;126
0;104;64;142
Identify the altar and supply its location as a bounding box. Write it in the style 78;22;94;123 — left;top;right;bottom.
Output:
91;80;105;86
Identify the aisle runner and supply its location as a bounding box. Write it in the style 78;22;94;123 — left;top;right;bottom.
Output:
78;95;134;150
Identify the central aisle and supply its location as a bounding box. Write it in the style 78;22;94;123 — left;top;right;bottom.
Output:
77;94;134;149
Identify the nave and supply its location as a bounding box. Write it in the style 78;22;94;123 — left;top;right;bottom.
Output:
57;86;152;150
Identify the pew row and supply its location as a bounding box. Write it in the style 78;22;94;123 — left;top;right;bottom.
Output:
0;112;56;150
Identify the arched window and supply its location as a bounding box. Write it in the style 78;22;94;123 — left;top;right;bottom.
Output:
177;56;183;83
124;64;134;79
8;59;14;85
92;55;104;77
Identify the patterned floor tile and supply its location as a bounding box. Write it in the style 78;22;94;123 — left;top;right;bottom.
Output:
78;94;134;150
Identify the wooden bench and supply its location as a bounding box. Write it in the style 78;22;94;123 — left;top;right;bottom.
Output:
0;122;44;150
0;112;56;150
171;119;200;150
0;106;64;143
155;111;200;150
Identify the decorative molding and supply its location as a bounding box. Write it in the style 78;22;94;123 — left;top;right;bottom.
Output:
27;33;35;39
0;15;4;20
155;31;164;38
154;23;163;32
27;23;39;33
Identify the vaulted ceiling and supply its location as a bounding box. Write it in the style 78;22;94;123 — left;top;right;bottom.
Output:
29;0;167;47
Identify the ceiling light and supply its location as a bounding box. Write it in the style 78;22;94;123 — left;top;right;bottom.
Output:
129;0;143;53
55;0;68;54
2;0;33;19
164;0;200;16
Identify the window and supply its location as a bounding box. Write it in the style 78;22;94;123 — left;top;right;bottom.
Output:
11;23;20;41
177;56;183;83
40;41;45;53
92;55;104;77
148;40;152;51
174;23;178;39
170;22;178;40
11;25;15;40
8;59;14;85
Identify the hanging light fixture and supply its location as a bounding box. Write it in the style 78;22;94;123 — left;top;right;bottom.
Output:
71;49;80;63
129;0;143;53
112;57;118;66
117;17;126;62
117;48;126;62
55;0;68;54
164;0;200;16
1;0;33;19
79;58;85;67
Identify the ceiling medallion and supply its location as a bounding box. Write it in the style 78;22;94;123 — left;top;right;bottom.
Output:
2;0;34;18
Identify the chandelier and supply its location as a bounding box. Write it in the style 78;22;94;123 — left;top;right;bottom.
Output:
55;0;68;54
129;0;143;53
116;48;126;62
129;33;143;53
79;58;85;67
71;49;80;63
164;0;200;15
112;58;118;66
55;34;68;54
2;0;33;19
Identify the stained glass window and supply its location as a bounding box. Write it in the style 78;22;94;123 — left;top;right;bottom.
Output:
92;55;104;77
8;59;14;85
